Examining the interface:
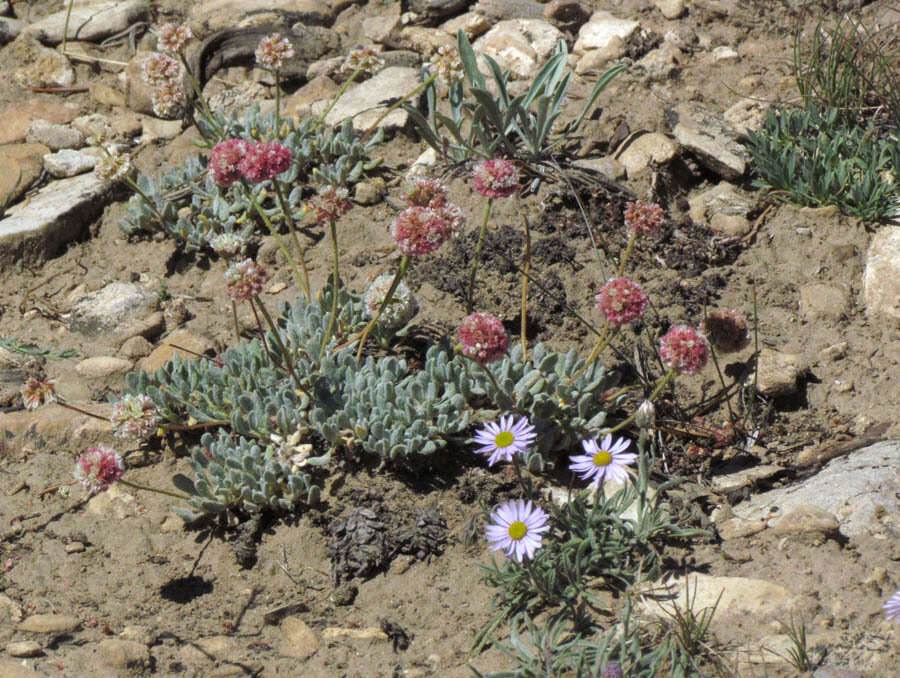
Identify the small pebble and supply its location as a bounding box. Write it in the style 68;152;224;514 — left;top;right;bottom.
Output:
6;640;43;657
65;541;86;553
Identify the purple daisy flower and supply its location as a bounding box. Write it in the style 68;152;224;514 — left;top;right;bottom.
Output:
569;434;636;486
884;590;900;623
473;415;536;467
485;499;549;562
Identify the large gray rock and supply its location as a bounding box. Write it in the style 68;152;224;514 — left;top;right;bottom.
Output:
667;103;748;180
7;32;75;88
68;282;159;337
732;440;900;537
25;0;149;46
43;149;97;178
324;66;421;133
615;132;678;178
472;19;565;80
0;17;25;46
863;226;900;322
0;143;48;206
0;172;113;268
26;119;85;150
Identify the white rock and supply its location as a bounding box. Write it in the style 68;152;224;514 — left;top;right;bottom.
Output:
43;149;96;177
670;102;748;179
472;19;565;80
863;226;900;322
574;11;639;55
279;617;321;659
188;0;334;32
18;614;81;633
712;45;739;60
723;98;767;138
615;132;678;177
25;0;149;46
69;282;158;336
26;119;84;150
5;641;42;657
0;172;112;268
752;348;805;398
75;356;134;378
324;67;421;133
654;0;685;20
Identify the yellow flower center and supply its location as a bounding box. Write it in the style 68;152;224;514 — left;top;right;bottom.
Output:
507;521;527;540
494;431;514;448
593;450;612;467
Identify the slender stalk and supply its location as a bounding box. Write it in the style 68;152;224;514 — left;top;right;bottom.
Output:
602;369;676;436
231;300;241;343
245;187;305;292
617;231;637;276
568;325;616;385
466;198;493;314
707;344;736;422
62;0;74;55
318;218;341;361
359;73;437;145
272;181;311;302
249;297;269;354
461;353;505;400
178;53;224;141
311;68;362;133
124;176;168;225
56;401;109;422
274;69;282;138
520;216;531;364
341;256;409;361
118;478;191;501
252;297;303;391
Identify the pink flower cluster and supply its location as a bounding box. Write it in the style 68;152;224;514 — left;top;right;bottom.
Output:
595;277;648;327
157;23;192;54
225;259;270;302
659;325;709;375
341;46;384;75
255;34;295;70
459;312;508;365
310;185;352;226
404;178;465;237
140;53;185;119
208;140;292;187
624;200;665;236
429;45;463;83
74;447;124;495
702;309;751;354
472;158;519;199
391;206;454;256
111;394;159;440
21;377;56;410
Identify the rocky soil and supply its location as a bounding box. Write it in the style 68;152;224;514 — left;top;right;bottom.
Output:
1;0;899;676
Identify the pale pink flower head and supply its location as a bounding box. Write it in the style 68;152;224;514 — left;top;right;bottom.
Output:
659;325;709;375
595;277;648;327
157;23;193;53
209;138;250;187
21;378;57;410
239;141;292;183
390;206;452;256
111;394;159;440
141;53;181;87
341;46;384;75
701;309;751;354
150;79;185;118
429;45;463;83
310;185;352;226
255;33;295;70
458;312;508;365
94;149;132;183
472;158;519;198
624;200;665;236
405;178;449;209
225;258;270;302
74;447;124;494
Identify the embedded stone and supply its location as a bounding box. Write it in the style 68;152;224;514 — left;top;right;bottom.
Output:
24;0;149;45
688;181;755;232
5;641;42;657
7;32;75;88
863;226;900;322
0;98;79;144
473;19;565;80
654;0;685;19
324;67;421;133
279;616;321;659
94;639;151;669
19;613;81;633
770;505;840;538
69;282;158;337
0;143;48;205
667;102;748;179
440;11;492;38
799;282;850;321
574;11;639;54
75;356;133;379
0;17;25;46
615;132;678;178
753;348;805;398
188;0;335;32
139;329;216;373
26;119;85;150
43;149;96;177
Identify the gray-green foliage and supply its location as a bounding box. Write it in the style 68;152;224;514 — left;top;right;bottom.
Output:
120;105;384;249
745;104;900;221
126;291;615;514
405;31;625;163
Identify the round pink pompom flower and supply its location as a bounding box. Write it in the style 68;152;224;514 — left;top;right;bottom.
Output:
702;309;751;354
624;200;665;236
225;259;270;302
390;206;452;256
459;312;508;365
659;325;709;375
595;277;648;327
238;141;292;184
74;447;124;494
472;158;519;198
209;139;249;187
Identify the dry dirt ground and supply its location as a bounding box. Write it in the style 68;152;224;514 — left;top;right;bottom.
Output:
1;0;899;676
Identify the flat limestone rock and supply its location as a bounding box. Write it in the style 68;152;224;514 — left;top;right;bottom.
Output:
324;66;421;133
0;172;112;268
25;0;149;46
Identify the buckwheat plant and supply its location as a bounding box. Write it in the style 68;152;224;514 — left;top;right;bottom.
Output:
254;33;295;135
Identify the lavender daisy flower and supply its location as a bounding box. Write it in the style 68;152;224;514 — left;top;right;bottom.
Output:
884;590;900;623
473;415;536;467
569;434;636;486
485;499;549;562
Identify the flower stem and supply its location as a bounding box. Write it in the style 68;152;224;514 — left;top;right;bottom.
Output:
617;231;637;276
245;186;305;292
466;197;493;314
231;299;241;343
272;180;311;302
252;296;303;392
311;68;361;133
350;256;410;362
568;325;614;385
359;73;437;145
520;216;531;364
319;218;341;361
601;369;675;436
118;477;190;501
274;69;282;138
57;400;109;422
